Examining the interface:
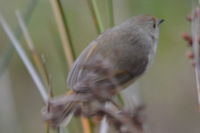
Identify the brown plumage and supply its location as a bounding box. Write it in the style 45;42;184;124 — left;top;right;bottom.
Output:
41;14;164;128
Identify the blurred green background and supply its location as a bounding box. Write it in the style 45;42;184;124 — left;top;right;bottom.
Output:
0;0;198;133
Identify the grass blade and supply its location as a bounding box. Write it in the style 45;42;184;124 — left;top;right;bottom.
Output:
0;14;48;103
86;0;105;33
107;0;114;27
16;10;50;88
0;0;39;76
16;10;35;50
49;0;75;68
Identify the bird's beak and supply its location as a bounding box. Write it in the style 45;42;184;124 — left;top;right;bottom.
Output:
158;19;165;25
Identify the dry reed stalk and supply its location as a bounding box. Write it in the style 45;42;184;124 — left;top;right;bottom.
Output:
81;117;92;133
0;15;48;102
0;0;39;75
16;10;50;87
49;0;74;68
86;0;105;33
16;10;53;132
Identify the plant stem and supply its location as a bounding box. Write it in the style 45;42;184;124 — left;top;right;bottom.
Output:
16;10;50;88
0;15;48;103
107;0;114;27
0;0;39;75
192;5;200;107
87;0;104;34
49;0;75;68
81;117;92;133
45;123;50;133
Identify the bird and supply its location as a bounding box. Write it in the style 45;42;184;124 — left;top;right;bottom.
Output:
41;14;164;128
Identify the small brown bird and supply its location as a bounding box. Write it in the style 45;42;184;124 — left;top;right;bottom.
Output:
42;14;164;128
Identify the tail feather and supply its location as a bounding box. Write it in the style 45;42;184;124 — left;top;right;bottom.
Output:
59;102;77;127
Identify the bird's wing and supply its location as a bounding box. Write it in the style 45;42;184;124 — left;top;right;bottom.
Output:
67;40;99;89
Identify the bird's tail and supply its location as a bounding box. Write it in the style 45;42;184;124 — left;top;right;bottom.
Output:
41;91;80;128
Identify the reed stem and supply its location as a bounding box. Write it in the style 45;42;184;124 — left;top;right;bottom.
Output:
49;0;75;68
87;0;105;34
0;15;48;102
107;0;114;27
0;0;39;75
16;10;50;87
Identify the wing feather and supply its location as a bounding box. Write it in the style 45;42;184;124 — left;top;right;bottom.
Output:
67;41;98;89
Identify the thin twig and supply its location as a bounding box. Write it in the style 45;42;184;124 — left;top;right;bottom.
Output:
0;14;48;103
